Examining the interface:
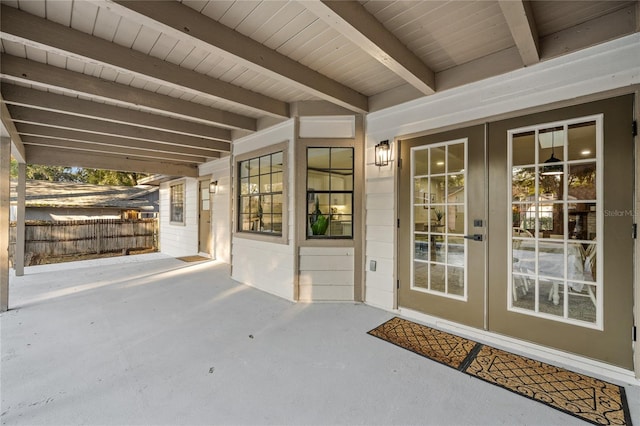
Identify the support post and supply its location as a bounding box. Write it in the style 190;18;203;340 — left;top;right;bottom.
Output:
15;162;25;276
1;136;10;312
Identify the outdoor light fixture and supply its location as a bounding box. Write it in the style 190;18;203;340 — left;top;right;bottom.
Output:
540;130;563;176
375;140;390;167
209;180;218;194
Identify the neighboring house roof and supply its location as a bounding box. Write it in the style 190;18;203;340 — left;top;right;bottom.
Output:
10;180;158;211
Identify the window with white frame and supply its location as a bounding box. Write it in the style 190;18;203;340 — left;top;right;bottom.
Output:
170;183;185;224
509;116;602;329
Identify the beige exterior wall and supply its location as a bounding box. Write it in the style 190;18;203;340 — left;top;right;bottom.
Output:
159;178;198;257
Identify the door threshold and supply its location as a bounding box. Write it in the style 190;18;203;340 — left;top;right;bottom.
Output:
398;307;639;386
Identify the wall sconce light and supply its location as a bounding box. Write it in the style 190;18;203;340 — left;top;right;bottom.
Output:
375;140;390;166
209;180;218;194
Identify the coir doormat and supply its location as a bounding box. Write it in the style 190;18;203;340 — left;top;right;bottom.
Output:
176;255;210;262
368;317;632;425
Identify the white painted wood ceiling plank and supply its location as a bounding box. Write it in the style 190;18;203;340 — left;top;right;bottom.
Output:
93;7;121;42
112;17;141;49
180;0;208;14
65;57;86;74
98;67;118;82
131;26;161;55
148;33;180;62
280;20;331;62
1;39;26;58
17;0;45;18
178;46;211;70
165;40;196;67
263;10;318;52
44;0;72;27
218;1;261;30
46;51;67;69
114;73;135;86
70;1;98;34
248;2;307;44
533;1;633;37
24;45;46;63
235;1;288;36
199;1;234;22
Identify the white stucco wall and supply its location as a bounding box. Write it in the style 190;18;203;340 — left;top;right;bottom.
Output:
363;33;640;310
159;178;198;257
199;157;232;264
231;120;296;301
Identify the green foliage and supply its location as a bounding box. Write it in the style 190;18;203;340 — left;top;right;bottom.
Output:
9;159;147;186
311;214;328;236
78;169;145;186
310;196;328;235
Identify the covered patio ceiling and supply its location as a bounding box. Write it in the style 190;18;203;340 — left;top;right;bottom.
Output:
1;0;637;177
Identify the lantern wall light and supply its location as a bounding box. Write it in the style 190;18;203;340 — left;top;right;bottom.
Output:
374;140;390;167
209;180;218;194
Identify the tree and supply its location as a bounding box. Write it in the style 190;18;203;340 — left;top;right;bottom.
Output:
9;159;146;186
78;169;145;186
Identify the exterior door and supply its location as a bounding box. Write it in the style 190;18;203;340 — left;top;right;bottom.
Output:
199;180;212;255
398;96;634;369
398;125;486;329
487;95;635;370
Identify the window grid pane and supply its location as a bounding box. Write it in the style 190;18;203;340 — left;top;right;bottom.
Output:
509;119;601;328
307;147;354;238
411;141;467;299
237;151;284;236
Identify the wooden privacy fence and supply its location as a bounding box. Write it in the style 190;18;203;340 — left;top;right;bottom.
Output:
9;219;158;265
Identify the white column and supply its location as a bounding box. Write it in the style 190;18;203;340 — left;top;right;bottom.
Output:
0;136;10;312
14;162;25;276
634;90;639;380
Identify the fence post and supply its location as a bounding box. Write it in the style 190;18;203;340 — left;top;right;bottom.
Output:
96;220;102;254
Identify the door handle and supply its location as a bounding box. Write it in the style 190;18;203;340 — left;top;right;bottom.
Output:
464;234;483;241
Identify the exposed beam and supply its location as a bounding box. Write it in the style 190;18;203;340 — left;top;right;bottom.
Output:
0;54;256;131
21;135;206;164
8;106;230;153
0;4;288;118
498;0;540;66
24;145;199;177
0;93;25;163
1;84;232;142
16;123;219;159
304;1;435;95
108;0;368;113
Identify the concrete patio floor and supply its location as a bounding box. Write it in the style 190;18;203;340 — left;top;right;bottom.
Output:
2;254;639;425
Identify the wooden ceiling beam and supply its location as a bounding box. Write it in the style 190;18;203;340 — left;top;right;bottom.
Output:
9;106;229;152
16;123;218;159
0;55;256;132
304;1;435;95
108;0;368;113
498;0;540;66
0;93;26;163
24;145;199;177
1;84;232;142
0;4;288;118
21;135;207;164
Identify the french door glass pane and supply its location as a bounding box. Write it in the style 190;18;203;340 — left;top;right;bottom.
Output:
411;141;467;300
509;118;601;328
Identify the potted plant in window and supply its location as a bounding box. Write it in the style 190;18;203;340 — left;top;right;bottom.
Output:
310;196;328;236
